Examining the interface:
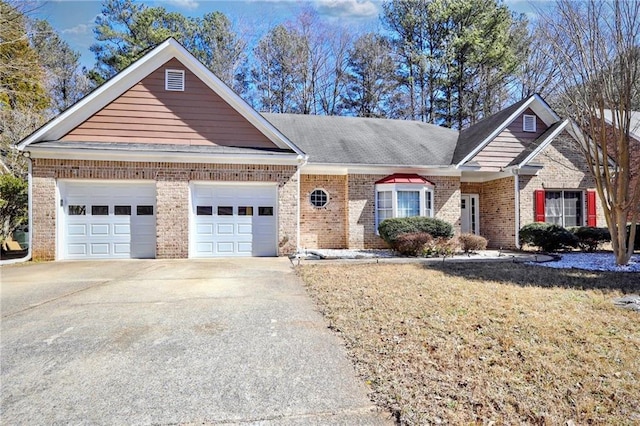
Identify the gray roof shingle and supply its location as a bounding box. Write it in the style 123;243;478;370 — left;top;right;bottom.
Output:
262;113;458;166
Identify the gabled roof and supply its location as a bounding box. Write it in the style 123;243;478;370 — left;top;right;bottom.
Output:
507;120;569;167
262;113;458;167
18;38;304;156
453;94;561;166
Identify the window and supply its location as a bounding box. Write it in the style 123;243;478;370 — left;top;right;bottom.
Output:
69;205;86;216
523;114;537;132
375;183;434;228
238;206;253;216
165;69;185;91
92;205;109;215
115;205;131;216
197;206;213;215
217;206;233;216
535;190;597;226
544;191;582;227
258;206;274;216
137;205;154;216
310;189;328;208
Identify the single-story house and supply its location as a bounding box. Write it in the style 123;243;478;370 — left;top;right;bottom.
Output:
17;38;604;260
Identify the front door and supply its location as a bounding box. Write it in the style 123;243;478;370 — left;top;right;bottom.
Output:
461;194;479;235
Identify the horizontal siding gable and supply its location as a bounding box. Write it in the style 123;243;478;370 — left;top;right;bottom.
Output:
474;108;549;171
62;58;278;149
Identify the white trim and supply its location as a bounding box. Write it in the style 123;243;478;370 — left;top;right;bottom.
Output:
460;193;480;235
26;146;302;165
165;69;185;91
17;38;305;156
516;119;569;167
456;94;561;167
514;172;520;249
523;114;537;132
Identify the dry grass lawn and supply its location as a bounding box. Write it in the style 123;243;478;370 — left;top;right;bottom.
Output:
298;261;640;425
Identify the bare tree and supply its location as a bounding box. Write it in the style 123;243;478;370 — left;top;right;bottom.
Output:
537;0;640;265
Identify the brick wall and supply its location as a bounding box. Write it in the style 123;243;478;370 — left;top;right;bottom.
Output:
299;174;347;249
519;134;605;228
346;174;461;250
31;159;297;260
461;178;517;249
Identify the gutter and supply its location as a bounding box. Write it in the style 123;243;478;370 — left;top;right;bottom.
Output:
295;154;309;254
513;167;521;249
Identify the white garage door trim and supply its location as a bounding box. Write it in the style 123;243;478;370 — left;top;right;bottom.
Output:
189;182;278;258
57;180;157;260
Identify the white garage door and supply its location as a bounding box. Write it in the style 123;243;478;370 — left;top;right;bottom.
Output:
59;181;156;260
191;184;277;257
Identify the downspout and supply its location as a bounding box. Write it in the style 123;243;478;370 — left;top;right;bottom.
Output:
295;155;308;254
513;167;521;249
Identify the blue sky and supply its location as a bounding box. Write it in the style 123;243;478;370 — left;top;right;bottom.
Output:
34;0;543;69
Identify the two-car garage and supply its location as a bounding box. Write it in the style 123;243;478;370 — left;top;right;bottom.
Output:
57;181;278;260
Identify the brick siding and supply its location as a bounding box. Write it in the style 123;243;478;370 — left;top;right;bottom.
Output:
345;174;461;250
31;159;297;260
299;174;348;249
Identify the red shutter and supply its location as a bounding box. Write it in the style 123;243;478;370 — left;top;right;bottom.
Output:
587;190;597;226
534;190;546;222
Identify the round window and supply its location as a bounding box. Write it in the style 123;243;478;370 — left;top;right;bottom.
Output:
310;189;329;208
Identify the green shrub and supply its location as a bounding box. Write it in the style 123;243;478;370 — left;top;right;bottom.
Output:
569;226;611;252
393;232;433;256
423;237;458;257
627;223;640;251
458;233;488;254
519;222;578;253
378;217;454;246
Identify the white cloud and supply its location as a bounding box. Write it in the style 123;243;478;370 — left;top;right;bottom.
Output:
315;0;379;19
165;0;200;10
62;23;92;35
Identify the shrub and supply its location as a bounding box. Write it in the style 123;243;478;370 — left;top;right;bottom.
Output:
519;222;578;253
569;226;611;252
458;233;488;254
424;237;458;257
378;217;454;246
393;232;433;256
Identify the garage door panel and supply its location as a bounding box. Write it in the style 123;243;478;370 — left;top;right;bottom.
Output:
216;242;234;254
114;243;131;254
68;224;87;237
60;182;156;260
191;184;277;257
216;223;234;235
90;224;110;236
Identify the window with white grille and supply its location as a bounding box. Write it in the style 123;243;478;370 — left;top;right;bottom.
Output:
523;114;537;132
165;69;185;91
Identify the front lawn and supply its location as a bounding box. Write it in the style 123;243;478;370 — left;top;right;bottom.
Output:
298;262;639;425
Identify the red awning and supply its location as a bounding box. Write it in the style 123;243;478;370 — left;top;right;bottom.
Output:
375;173;434;185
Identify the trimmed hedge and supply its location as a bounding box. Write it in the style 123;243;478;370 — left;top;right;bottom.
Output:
378;216;454;246
519;222;578;253
569;226;611;252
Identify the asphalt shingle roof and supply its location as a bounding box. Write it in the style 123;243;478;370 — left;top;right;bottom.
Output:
262;113;459;166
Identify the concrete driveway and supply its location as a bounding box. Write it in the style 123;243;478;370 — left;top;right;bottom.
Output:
1;259;390;425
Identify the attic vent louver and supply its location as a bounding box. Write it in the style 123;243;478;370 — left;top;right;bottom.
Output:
523;114;536;132
165;69;185;91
